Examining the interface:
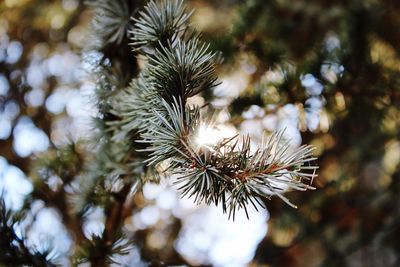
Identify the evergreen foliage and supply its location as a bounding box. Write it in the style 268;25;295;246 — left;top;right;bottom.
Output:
104;0;318;219
0;199;57;266
1;0;399;265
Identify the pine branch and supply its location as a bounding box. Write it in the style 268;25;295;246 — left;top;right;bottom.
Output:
146;39;219;98
75;58;153;216
107;0;319;219
130;0;193;49
0;198;57;266
138;98;317;218
87;0;135;48
73;182;133;266
74;231;132;266
28;144;86;244
85;0;141;85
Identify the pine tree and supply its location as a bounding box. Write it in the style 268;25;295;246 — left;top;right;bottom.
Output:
2;0;399;266
0;0;317;265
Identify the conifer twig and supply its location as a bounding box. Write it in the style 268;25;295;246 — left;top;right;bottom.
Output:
109;0;319;219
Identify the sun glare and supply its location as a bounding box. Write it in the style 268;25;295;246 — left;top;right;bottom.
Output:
195;123;237;148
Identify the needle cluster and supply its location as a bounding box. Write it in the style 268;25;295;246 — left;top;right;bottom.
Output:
110;0;318;218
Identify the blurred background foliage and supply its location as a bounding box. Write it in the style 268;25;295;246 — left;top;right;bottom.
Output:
0;0;399;266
